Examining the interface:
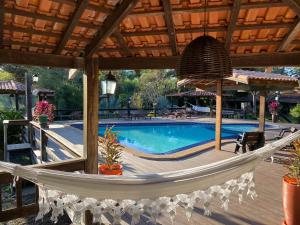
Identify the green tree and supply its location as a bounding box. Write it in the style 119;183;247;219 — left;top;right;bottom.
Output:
0;70;14;80
290;104;300;123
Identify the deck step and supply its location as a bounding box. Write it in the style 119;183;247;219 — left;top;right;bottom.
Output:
7;143;32;151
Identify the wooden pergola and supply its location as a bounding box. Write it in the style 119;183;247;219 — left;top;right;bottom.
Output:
1;0;300;186
178;69;299;131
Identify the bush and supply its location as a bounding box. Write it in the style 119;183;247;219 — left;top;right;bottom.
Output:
0;111;24;159
290;104;300;124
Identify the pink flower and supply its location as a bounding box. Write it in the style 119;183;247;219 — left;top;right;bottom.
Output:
33;101;56;122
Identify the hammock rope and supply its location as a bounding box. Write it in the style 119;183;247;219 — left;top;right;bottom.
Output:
0;131;299;224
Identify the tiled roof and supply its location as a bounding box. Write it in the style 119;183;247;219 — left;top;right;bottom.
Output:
0;80;25;94
232;70;299;82
0;80;55;95
2;0;300;58
177;69;299;91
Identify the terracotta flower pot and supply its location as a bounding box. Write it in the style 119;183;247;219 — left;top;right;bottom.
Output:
99;164;123;175
282;176;300;225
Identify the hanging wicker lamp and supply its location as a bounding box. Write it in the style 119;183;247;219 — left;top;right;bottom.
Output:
179;35;232;80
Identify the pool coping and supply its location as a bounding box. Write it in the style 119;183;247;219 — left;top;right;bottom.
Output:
70;121;278;160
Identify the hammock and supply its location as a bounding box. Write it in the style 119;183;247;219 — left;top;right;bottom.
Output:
186;102;210;113
1;131;299;224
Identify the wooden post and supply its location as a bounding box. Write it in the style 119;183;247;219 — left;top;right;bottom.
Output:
40;129;47;161
83;58;99;225
259;91;267;132
15;94;19;111
3;122;7;161
215;79;222;150
25;73;34;145
83;57;99;174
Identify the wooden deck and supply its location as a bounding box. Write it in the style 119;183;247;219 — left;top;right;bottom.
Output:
3;119;296;225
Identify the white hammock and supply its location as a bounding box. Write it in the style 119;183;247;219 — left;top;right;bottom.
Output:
1;131;299;224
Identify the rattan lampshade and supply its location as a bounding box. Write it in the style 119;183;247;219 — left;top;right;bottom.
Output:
179;35;232;80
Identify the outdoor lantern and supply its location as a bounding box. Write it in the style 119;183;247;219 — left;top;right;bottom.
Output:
101;71;117;95
32;74;39;83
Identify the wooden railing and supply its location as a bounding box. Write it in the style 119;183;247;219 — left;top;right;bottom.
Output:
0;158;86;222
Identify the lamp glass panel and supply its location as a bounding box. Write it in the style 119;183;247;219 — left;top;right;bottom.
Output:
101;80;107;95
106;80;116;95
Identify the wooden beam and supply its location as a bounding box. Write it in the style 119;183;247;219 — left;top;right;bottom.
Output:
85;0;139;57
83;57;99;174
215;80;222;151
259;91;267;132
50;1;286;17
112;31;132;57
55;0;89;54
277;19;300;51
225;0;241;49
0;49;84;68
120;22;294;37
51;0;112;14
97;52;300;70
162;0;178;55
99;39;292;52
128;1;286;17
282;0;300;16
0;1;4;47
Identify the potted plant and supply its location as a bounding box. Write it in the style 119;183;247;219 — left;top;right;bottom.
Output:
268;100;279;123
282;139;300;225
33;101;55;128
98;127;123;175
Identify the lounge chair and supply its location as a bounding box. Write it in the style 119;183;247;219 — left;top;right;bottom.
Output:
234;131;265;154
274;127;298;140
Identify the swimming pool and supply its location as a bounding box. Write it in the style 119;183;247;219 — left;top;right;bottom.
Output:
72;122;262;155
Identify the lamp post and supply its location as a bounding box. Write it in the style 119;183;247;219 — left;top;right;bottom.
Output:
101;71;117;109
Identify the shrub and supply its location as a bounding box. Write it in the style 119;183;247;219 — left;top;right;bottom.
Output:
290;104;300;123
33;101;55;122
98;126;123;166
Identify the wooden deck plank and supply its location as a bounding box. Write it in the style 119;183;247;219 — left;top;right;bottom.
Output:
5;119;296;225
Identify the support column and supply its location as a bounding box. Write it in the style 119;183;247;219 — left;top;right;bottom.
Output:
259;90;267;132
83;57;99;174
25;73;32;120
25;73;33;145
215;79;222;150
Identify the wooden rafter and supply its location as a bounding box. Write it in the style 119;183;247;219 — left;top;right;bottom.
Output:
161;0;177;56
225;0;241;49
55;0;89;54
112;31;132;57
51;0;112;14
277;19;300;51
120;22;294;37
51;1;286;18
85;0;139;58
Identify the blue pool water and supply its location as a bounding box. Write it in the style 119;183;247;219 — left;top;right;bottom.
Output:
72;122;261;155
